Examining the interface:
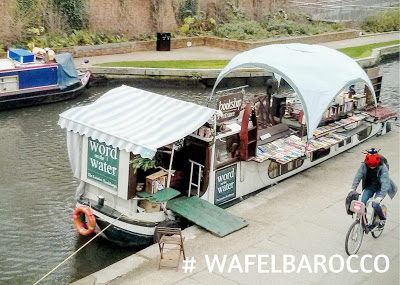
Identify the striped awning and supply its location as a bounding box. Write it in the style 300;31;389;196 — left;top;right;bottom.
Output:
58;85;216;158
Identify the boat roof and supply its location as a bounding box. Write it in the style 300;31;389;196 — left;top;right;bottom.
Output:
58;85;216;158
210;44;376;139
0;59;15;70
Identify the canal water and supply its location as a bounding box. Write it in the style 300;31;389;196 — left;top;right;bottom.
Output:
0;59;398;284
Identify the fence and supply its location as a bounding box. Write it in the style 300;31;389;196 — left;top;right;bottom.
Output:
289;0;399;22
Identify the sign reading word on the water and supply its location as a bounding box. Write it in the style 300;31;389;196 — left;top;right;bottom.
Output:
215;165;236;205
216;93;243;123
87;137;119;190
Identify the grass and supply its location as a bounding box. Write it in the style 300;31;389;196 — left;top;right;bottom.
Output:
97;60;230;69
95;41;400;68
338;40;400;58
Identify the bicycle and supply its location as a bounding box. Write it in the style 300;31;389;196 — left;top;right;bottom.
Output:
345;199;387;256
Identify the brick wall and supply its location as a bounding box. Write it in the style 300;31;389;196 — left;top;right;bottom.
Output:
0;0;14;42
88;0;154;35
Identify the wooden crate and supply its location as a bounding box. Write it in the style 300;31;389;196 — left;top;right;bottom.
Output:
139;200;161;213
145;170;167;194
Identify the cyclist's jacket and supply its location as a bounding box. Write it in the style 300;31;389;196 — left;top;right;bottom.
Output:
352;162;397;199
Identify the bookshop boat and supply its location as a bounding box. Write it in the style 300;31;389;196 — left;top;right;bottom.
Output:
0;48;91;110
58;44;397;247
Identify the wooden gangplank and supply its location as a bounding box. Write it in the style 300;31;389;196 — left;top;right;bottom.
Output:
167;196;248;237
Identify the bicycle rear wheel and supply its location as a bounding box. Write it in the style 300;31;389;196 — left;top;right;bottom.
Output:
345;220;364;256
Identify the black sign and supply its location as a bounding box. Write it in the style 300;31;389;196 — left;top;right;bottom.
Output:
215;165;236;205
216;93;243;123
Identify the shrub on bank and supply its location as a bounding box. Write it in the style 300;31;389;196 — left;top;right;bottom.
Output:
213;13;345;40
1;3;398;51
361;8;400;33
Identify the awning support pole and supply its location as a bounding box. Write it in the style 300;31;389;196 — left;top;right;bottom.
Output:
166;144;175;188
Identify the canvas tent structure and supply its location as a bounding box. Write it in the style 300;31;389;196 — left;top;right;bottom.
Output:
209;43;377;139
58;85;216;160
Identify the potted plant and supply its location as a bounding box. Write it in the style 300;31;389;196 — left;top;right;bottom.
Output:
130;155;157;174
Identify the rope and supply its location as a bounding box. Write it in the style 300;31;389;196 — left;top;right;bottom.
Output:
33;213;124;285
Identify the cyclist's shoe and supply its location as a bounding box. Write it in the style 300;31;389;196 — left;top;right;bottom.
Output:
367;224;376;231
377;220;386;229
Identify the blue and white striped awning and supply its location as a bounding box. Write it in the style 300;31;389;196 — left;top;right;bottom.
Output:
58;85;216;158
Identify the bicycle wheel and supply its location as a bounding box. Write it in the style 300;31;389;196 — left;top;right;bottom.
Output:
345;220;364;256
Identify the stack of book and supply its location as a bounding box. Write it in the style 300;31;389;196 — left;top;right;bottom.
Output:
256;135;306;164
306;133;348;151
254;130;349;164
313;114;367;137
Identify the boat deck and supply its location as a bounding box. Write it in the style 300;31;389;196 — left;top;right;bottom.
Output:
0;58;52;71
0;59;15;70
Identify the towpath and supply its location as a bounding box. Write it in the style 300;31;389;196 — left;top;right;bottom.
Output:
74;32;399;66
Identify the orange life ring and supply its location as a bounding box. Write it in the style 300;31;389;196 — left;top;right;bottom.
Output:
73;206;96;236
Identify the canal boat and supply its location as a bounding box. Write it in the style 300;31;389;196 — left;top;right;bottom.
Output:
0;48;91;110
58;44;397;247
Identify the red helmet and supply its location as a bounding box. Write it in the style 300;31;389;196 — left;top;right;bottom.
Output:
365;149;380;168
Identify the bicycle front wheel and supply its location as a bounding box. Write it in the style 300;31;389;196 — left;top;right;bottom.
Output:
345;220;364;256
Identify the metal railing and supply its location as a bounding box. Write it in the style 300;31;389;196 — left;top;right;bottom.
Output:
290;0;399;22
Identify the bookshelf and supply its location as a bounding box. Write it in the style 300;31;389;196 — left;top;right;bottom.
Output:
240;103;258;161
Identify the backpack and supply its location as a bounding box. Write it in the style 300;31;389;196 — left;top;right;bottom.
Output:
380;155;389;171
345;190;360;215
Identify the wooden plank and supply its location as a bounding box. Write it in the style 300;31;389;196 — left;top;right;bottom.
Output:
257;123;290;145
136;188;180;203
167;196;248;237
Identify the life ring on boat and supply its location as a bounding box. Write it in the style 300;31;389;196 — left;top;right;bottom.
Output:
73;206;96;236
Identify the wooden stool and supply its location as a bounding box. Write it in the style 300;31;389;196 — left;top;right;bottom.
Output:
156;227;186;270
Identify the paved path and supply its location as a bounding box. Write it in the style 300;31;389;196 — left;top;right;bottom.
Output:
74;32;400;66
321;32;400;49
74;130;400;285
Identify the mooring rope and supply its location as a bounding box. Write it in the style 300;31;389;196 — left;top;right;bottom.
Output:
33;213;124;285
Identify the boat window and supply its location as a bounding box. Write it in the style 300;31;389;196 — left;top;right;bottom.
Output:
357;126;372;141
311;147;331;162
268;159;304;179
215;133;240;168
336;136;352;150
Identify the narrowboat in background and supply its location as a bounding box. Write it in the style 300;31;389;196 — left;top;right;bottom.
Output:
0;48;91;110
58;44;397;247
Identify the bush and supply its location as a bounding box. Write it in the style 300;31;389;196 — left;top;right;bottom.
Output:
215;21;268;40
214;12;344;40
361;8;400;33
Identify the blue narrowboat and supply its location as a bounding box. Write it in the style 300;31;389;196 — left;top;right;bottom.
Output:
0;48;91;110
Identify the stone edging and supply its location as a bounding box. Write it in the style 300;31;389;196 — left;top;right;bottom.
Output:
90;44;400;80
356;44;400;68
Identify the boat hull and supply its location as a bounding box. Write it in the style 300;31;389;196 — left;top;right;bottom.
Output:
0;71;91;111
95;218;154;247
76;199;161;247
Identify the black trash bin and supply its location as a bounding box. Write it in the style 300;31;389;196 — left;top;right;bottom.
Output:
272;94;287;118
157;33;171;51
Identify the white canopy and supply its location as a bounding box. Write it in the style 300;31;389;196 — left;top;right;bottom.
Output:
210;44;376;139
58;85;216;158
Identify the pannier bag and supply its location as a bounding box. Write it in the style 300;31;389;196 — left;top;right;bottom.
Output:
345;190;360;215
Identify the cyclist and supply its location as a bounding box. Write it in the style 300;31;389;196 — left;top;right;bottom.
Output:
351;148;397;229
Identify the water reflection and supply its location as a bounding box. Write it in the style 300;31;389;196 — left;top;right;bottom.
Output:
0;59;398;284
